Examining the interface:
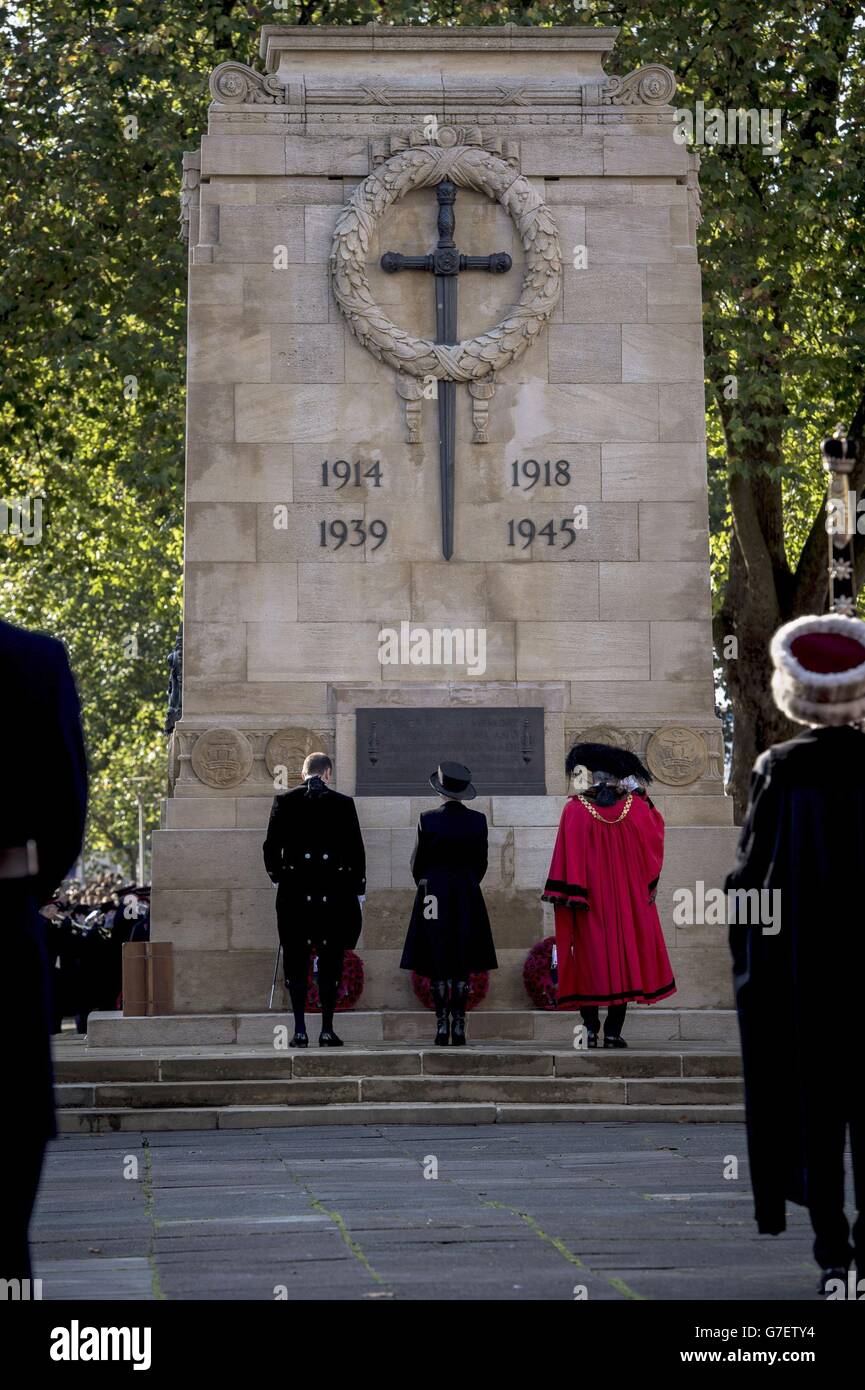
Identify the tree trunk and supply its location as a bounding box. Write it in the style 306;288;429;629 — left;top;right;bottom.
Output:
714;464;798;820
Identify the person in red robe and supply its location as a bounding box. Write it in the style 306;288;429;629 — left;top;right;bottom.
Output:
542;742;675;1046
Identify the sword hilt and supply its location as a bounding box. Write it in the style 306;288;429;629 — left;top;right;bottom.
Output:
461;253;512;273
436;179;457;246
380;252;433;273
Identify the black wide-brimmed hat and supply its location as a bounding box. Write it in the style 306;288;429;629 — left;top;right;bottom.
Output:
565;742;652;783
429;761;477;800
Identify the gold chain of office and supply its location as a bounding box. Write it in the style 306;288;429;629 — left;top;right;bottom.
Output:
576;793;634;824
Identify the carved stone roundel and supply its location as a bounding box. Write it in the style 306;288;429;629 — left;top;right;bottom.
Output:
330;142;563;383
571;725;634;753
645;727;708;786
191;728;254;789
265;727;329;780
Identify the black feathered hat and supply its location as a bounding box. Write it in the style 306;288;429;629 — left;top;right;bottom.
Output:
565;741;652;783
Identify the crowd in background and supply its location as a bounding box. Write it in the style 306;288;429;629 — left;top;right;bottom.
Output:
39;874;150;1035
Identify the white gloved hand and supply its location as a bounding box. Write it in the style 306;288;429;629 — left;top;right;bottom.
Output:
358;895;366;909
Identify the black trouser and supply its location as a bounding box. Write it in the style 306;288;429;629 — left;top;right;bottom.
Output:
580;1003;627;1038
0;1138;47;1283
807;1105;865;1271
279;932;344;1031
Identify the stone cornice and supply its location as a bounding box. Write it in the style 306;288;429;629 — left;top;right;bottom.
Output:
209;62;676;119
260;23;620;68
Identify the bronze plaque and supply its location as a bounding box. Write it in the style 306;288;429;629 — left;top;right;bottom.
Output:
356;707;546;796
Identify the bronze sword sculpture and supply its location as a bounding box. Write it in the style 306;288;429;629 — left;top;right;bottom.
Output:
380;180;512;560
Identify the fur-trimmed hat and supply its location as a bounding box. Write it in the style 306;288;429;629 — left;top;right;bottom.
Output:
565;741;652;783
770;614;865;725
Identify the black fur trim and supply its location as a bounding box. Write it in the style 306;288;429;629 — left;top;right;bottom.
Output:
565;741;652;783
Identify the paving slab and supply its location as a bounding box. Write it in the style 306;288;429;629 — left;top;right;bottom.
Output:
28;1122;832;1302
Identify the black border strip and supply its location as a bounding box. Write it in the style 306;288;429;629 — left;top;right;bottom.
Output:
557;978;676;1006
543;877;588;898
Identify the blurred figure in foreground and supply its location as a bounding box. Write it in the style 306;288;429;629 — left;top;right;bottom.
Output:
727;614;865;1296
0;619;87;1282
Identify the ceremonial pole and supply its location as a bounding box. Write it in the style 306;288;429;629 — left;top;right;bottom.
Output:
822;430;860;614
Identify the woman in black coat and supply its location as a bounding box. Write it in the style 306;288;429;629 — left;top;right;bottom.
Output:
400;762;497;1046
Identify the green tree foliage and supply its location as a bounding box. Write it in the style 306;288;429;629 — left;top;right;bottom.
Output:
1;1;863;860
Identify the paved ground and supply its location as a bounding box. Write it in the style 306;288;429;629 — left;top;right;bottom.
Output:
32;1123;827;1301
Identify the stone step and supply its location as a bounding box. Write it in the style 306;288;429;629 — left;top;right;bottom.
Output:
57;1101;745;1133
54;1047;741;1084
85;1007;739;1048
55;1074;743;1110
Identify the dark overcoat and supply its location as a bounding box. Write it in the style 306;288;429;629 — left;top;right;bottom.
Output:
400;800;497;979
263;781;366;950
725;723;865;1235
1;620;88;1144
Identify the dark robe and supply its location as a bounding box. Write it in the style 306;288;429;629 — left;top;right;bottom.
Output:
262;781;366;951
1;621;88;1140
0;620;87;1280
725;723;865;1235
400;800;497;979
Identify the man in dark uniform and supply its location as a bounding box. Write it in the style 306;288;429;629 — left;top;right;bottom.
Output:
263;752;365;1048
1;619;87;1282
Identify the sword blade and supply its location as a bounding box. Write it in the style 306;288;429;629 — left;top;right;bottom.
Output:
435;274;457;561
438;382;455;561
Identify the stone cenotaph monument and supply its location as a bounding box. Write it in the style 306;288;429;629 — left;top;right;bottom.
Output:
157;23;737;1020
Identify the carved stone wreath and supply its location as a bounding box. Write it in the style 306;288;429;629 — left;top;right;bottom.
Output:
330;141;562;385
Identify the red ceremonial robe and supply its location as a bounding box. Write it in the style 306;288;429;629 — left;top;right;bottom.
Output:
542;793;675;1008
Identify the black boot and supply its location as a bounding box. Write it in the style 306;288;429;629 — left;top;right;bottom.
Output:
318;970;344;1047
580;1008;599;1050
603;1003;627;1048
431;980;450;1045
818;1267;849;1297
287;978;309;1047
450;980;469;1046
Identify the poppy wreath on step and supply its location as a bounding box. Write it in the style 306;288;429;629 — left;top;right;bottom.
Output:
412;972;489;1011
305;949;364;1012
523;937;558;1010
